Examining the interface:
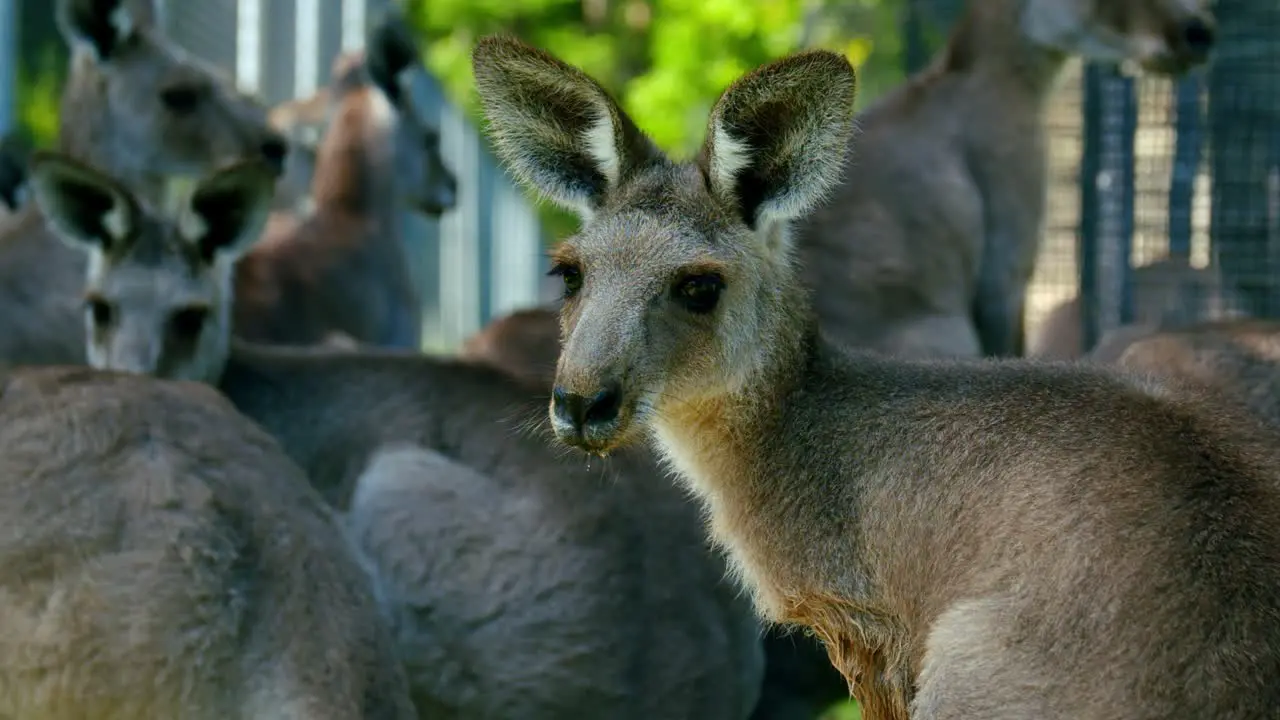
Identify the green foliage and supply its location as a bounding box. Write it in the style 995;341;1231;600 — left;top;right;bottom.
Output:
17;44;64;146
404;0;916;242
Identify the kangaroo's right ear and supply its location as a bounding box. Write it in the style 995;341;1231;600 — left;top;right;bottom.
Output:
27;151;138;256
180;160;277;264
57;0;152;61
471;35;662;220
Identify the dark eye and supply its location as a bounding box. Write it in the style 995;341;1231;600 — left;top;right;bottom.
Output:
169;306;209;340
548;262;584;299
160;85;202;114
85;297;114;328
673;273;724;315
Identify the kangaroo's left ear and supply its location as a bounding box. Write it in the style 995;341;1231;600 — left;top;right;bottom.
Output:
179;160;278;264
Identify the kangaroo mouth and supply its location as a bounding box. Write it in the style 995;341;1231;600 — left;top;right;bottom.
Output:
548;393;639;457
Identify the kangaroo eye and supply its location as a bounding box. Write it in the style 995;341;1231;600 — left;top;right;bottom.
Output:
85;297;115;328
160;85;203;115
672;273;725;315
548;262;584;299
169;306;209;340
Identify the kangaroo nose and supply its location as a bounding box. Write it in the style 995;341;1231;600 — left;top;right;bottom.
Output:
1180;16;1215;57
553;383;623;433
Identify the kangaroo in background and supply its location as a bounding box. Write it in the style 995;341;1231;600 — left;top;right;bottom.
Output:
473;36;1280;719
0;365;416;719
1089;318;1280;429
463;306;854;720
0;0;287;369
32;152;765;720
795;0;1215;358
0;133;29;217
1029;256;1249;359
233;12;457;351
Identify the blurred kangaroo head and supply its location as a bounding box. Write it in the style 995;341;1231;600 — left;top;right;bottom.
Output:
313;10;456;216
56;0;288;186
28;151;277;381
1019;0;1216;74
473;37;856;454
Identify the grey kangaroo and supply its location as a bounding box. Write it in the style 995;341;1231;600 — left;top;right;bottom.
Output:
472;35;1280;720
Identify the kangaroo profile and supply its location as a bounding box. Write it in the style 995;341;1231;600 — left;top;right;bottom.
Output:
473;36;1280;719
33;152;765;719
233;12;457;350
795;0;1216;358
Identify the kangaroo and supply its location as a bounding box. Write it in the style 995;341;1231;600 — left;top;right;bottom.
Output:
233;13;458;351
472;37;1280;720
0;133;29;216
463;306;855;720
32;152;765;720
0;364;417;719
0;0;288;369
1029;256;1249;359
794;0;1215;358
1089;318;1280;429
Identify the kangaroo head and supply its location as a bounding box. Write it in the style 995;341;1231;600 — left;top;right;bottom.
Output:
56;0;288;190
1019;0;1215;74
472;36;856;455
28;151;277;382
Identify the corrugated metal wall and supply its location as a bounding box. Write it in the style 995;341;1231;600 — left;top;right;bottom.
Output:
159;0;546;351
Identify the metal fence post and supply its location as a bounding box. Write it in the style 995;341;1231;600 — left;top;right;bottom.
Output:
1167;73;1204;261
0;0;16;136
1078;64;1138;351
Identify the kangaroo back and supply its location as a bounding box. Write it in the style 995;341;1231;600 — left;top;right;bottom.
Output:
0;365;416;719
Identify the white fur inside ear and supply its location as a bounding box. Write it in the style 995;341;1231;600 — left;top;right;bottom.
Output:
708;121;752;201
583;107;621;189
178;207;209;244
101;200;130;242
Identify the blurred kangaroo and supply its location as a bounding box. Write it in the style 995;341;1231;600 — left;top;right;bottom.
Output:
464;307;854;720
1089;318;1280;429
472;36;1280;719
33;152;764;719
233;13;457;351
0;365;416;719
795;0;1216;358
0;0;288;369
0;133;30;218
1029;256;1249;359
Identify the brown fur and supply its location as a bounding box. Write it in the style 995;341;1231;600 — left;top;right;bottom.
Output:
473;36;1280;719
233;14;457;351
1091;318;1280;429
268;88;330;213
37;154;765;720
0;364;416;719
1030;256;1248;359
795;0;1215;358
0;0;287;369
463;304;856;719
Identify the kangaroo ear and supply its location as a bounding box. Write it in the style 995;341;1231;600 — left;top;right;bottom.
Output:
57;0;149;61
700;50;856;236
180;161;277;264
472;35;662;221
27;151;139;257
365;9;421;105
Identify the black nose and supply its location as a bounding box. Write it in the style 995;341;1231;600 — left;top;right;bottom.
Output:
553;383;622;433
1181;17;1215;55
260;136;289;173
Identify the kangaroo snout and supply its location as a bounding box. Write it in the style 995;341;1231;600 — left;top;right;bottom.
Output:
551;381;624;452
